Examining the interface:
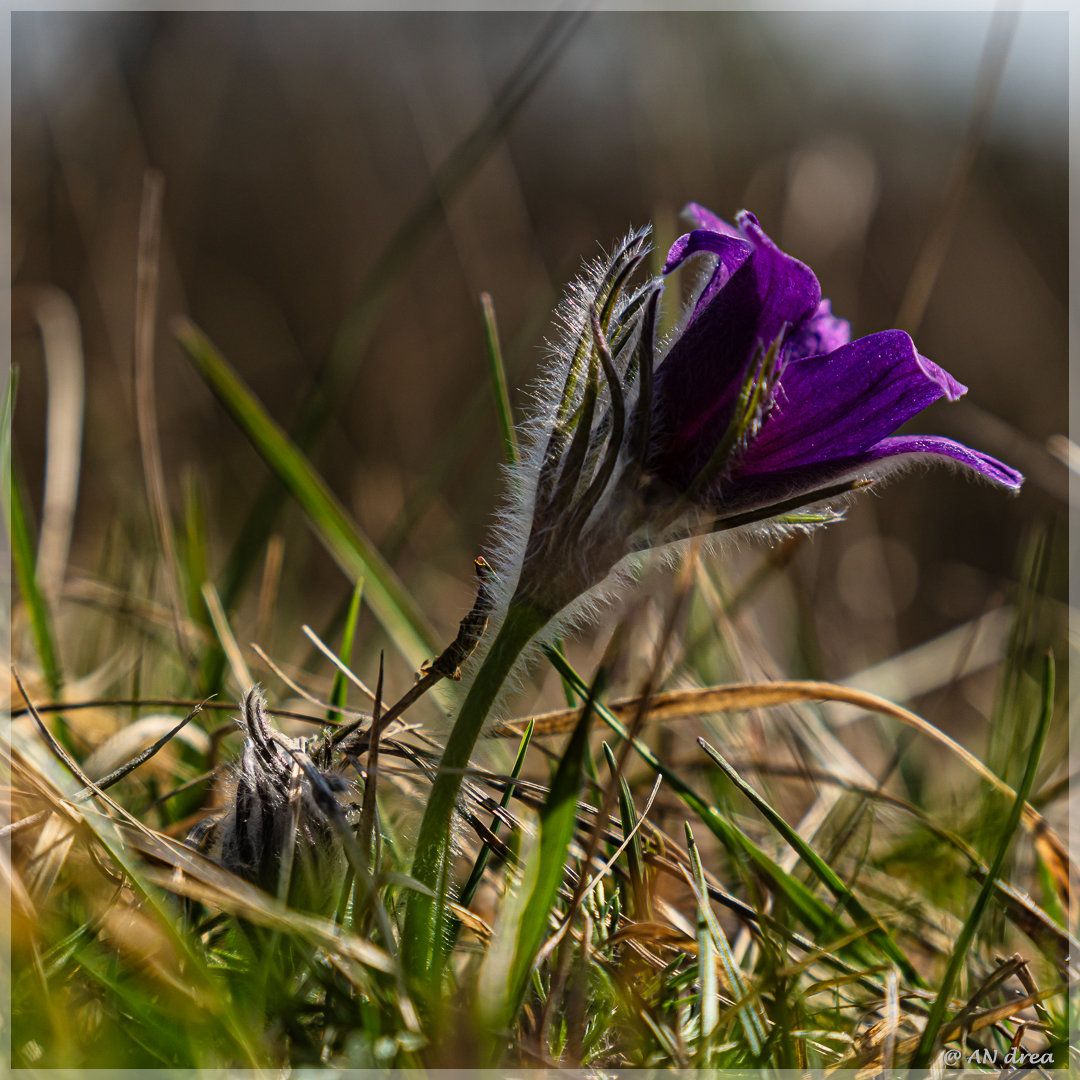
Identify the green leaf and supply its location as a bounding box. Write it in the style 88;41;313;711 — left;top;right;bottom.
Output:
457;718;534;917
174;318;437;669
602;742;650;921
685;822;720;1060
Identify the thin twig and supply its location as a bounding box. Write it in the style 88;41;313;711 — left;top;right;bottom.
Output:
4;698;206;838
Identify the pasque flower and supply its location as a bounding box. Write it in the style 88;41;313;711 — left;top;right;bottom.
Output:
648;203;1021;517
402;205;1022;978
503;204;1021;622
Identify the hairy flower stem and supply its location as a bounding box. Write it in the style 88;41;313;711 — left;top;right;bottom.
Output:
402;597;550;986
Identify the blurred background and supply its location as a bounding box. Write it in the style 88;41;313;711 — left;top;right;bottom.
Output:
10;10;1068;744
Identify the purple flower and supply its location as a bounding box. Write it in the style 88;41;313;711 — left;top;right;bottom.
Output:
496;207;1020;621
648;205;1022;521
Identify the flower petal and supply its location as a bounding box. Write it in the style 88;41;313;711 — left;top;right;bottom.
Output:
786;299;851;362
862;435;1023;490
713;434;1021;521
738;329;965;475
680;202;745;236
664;229;755;330
652;213;821;481
663;229;753;279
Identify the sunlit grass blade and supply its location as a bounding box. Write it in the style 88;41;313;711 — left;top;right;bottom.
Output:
328;577;365;724
685;822;767;1058
697;736;919;985
4;370;63;697
480;291;519;468
911;651;1056;1068
174;317;437;669
200;581;253;690
496;675;1066;871
684;823;719;1061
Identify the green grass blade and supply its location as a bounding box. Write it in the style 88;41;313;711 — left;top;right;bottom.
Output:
684;823;720;1060
685;822;767;1058
697;736;920;985
379;288;555;565
4;370;63;696
457;718;534;917
480;291;519;468
174;318;437;669
328;577;365;723
542;645;877;964
502;670;604;1032
602;742;650;921
911;651;1056;1068
180;468;212;629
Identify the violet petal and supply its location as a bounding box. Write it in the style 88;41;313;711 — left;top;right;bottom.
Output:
681;202;742;236
738;329;966;475
787;299;852;362
663;229;753;278
652;217;821;481
715;434;1021;520
862;435;1024;490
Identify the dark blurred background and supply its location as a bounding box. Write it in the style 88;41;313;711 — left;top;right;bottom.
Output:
10;10;1068;703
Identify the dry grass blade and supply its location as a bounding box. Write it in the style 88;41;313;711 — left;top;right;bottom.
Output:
3;702;205;839
9;695;328;727
0;836;37;923
601;921;695;953
253;533;285;643
249;641;367;720
496;677;1069;871
24;813;77;902
302;624;376;702
881;967;900;1072
132;168;193;672
17;285;85;604
201;581;253;688
831;984;1063;1071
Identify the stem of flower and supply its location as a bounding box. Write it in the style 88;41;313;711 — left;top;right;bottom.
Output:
401;597;550;987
